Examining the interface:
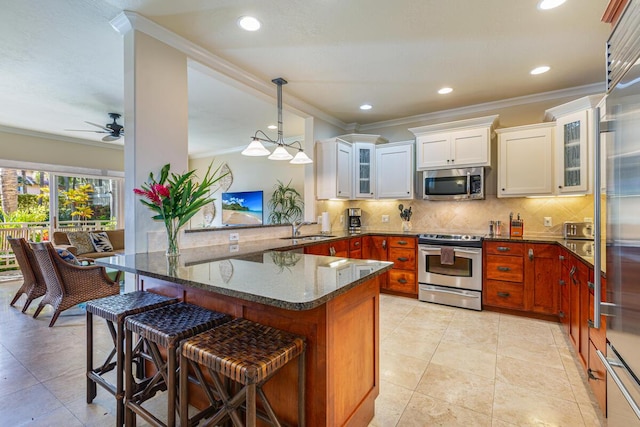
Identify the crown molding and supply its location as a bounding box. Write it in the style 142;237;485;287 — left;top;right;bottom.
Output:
0;125;124;151
359;82;605;132
110;11;347;131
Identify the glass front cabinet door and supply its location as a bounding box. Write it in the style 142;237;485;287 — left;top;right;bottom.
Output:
556;110;589;194
354;142;375;198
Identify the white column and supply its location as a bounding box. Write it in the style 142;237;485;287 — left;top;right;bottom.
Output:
122;30;189;256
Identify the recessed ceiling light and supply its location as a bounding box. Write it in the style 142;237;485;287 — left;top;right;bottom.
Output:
530;66;551;75
538;0;566;10
360;104;372;110
267;124;277;130
238;16;261;31
438;87;453;95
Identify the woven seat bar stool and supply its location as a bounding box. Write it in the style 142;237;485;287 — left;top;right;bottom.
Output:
124;302;231;427
180;318;306;427
86;291;181;427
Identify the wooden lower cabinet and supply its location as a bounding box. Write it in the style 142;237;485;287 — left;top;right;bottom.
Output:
527;244;559;315
559;249;571;334
304;239;349;257
484;241;525;310
363;235;417;297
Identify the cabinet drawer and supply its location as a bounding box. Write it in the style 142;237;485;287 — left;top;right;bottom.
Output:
485;241;524;256
484;280;525;309
388;236;416;249
349;237;362;251
388;247;416;270
485;255;524;282
387;270;416;294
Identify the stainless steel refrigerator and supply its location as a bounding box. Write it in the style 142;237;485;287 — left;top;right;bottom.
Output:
597;1;640;425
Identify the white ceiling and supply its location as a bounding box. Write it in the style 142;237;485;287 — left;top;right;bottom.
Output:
0;0;611;157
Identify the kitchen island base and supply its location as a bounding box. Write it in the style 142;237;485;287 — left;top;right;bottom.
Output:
139;273;382;426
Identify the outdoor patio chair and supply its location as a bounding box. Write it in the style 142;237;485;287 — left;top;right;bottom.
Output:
8;237;47;312
30;241;120;327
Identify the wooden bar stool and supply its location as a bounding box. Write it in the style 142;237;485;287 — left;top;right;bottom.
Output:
180;318;306;427
124;302;231;427
86;291;180;427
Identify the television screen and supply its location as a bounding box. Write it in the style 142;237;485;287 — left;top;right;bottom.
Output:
221;190;264;225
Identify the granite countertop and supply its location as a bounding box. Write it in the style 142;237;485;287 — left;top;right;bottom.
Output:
96;250;393;311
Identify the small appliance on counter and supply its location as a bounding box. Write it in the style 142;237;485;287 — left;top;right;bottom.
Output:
347;208;362;233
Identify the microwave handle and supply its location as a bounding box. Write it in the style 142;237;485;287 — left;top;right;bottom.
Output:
466;171;471;196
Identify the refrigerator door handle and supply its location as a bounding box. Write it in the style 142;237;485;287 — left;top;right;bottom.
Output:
596;349;640;420
593;106;603;329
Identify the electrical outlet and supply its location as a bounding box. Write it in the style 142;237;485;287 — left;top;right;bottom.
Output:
382;215;389;223
584;217;593;223
229;232;239;242
229;244;239;252
544;217;552;227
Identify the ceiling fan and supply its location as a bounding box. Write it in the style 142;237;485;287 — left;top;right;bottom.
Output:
66;112;124;142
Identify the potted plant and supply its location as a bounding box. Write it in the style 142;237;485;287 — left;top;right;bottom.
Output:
268;180;303;224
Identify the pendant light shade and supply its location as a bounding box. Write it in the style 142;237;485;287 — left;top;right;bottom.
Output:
290;150;313;164
241;138;271;156
242;77;312;164
268;145;294;160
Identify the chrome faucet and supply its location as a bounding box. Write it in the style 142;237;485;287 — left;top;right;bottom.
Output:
292;220;312;238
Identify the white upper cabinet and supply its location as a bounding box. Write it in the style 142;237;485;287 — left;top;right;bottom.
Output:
409;115;499;170
316;135;414;200
316;138;353;199
375;141;414;199
353;142;376;199
545;95;603;195
497;123;555;197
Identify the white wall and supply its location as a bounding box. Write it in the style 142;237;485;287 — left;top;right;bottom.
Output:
0;131;124;172
189;152;305;228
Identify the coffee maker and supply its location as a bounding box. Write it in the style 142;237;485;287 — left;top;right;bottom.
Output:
347;208;362;234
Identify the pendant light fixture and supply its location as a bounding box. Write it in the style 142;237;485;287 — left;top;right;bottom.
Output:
241;78;312;164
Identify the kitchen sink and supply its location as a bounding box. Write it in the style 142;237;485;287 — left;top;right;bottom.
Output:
280;234;335;241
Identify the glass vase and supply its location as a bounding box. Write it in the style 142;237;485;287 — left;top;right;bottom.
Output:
165;218;181;257
402;220;412;232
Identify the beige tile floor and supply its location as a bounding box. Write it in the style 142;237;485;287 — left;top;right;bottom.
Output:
0;278;605;426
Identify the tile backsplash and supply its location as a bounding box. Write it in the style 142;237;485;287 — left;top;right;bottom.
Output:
316;195;596;238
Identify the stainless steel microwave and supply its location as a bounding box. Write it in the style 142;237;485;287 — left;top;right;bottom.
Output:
418;167;485;200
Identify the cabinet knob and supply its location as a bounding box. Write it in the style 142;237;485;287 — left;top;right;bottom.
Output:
502;188;505;191
382;240;387;249
528;249;534;261
354;241;360;246
558;185;563;189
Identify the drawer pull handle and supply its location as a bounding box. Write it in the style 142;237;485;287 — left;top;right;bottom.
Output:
397;240;408;245
497;246;510;252
497;266;511;272
497;292;510;298
587;369;601;381
382;240;387;250
398;278;408;284
397;257;409;262
353;241;360;246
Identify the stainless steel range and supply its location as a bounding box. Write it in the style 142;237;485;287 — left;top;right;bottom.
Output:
417;233;483;311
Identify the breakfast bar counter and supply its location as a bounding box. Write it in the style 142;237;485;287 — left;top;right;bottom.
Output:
97;249;393;426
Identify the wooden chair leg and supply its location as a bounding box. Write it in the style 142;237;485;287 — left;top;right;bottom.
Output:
49;311;61;327
33;304;44;319
10;292;21;307
22;298;34;313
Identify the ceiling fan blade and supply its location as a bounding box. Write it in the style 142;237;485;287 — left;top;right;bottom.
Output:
65;129;109;133
85;121;111;132
102;134;120;142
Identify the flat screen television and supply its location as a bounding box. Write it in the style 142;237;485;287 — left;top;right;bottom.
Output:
221;190;264;226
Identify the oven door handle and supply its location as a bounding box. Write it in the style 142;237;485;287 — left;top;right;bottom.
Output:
420;248;441;255
454;248;481;255
421;287;481;298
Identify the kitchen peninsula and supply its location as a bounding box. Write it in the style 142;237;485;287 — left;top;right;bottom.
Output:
97;248;393;426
